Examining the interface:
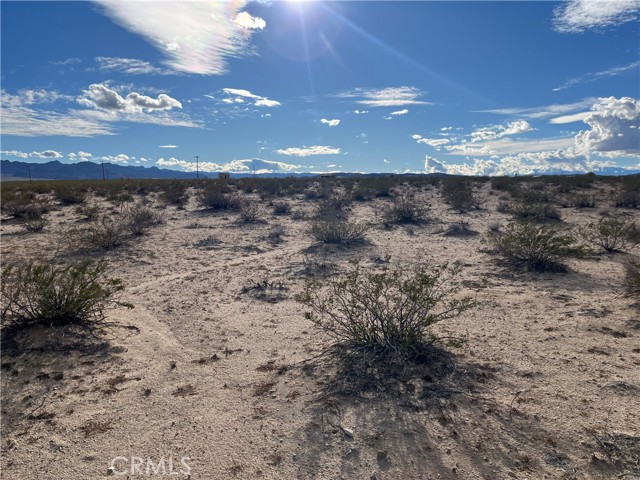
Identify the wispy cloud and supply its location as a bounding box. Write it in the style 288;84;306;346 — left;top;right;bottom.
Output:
320;118;340;127
1;89;115;137
338;86;431;107
276;145;341;157
222;88;281;107
159;145;178;149
94;1;265;75
553;60;640;91
470;120;534;142
477;98;596;119
553;0;640;33
390;109;409;116
95;57;177;76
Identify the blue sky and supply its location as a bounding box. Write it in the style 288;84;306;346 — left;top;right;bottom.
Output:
1;0;639;175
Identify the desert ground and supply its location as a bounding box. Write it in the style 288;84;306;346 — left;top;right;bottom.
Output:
1;175;639;479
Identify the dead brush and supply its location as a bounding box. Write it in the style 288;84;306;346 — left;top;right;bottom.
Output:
240;277;288;302
20;209;48;233
443;221;478;237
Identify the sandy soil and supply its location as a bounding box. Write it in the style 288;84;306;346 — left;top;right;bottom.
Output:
1;180;639;479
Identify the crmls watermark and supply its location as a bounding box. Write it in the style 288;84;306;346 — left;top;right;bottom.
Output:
108;456;191;476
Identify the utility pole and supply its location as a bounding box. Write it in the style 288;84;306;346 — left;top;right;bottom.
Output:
195;155;199;180
101;161;106;181
27;164;32;182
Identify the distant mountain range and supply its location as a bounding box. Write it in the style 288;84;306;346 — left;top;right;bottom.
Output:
1;159;638;181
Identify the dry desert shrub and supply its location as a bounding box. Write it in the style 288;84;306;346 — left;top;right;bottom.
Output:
237;200;265;223
385;194;429;224
1;259;132;329
296;260;474;356
623;260;640;303
581;217;640;252
20;208;48;233
160;181;189;207
81;216;128;250
488;222;583;272
310;217;368;245
440;177;478;212
271;200;291;216
120;202;164;236
199;182;241;211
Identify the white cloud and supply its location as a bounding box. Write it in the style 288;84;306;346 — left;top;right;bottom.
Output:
446;136;575;157
417;138;450;147
553;0;640;33
471;120;534;142
383;159;390;164
68;151;93;161
477;98;597;119
1;90;115;137
29;150;63;159
94;1;265;75
549;112;591;124
159;145;178;148
156;157;300;173
353;110;369;114
222;88;280;107
98;154;131;164
390;109;409;116
78;83;181;112
276;145;341;157
1;150;29;158
320;118;341;127
411;134;422;140
338;86;431;107
553;60;640;91
232;11;266;30
95;57;176;76
575;96;640;155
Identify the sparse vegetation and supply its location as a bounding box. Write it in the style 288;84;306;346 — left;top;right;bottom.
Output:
385;194;429;224
441;177;477;212
121;203;164;236
623;260;640;305
296;260;474;356
581;217;640;252
1;259;132;329
310;218;368;245
489;222;583;271
238;200;265;223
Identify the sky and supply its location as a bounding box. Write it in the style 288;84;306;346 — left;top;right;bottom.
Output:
1;0;639;176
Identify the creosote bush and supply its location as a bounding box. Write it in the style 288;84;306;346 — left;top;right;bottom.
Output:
489;222;583;272
310;218;368;245
199;181;241;211
238;200;265;223
1;259;132;329
296;261;474;355
385;194;429;224
581;217;640;252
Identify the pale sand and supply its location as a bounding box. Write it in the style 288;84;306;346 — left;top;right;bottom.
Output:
1;180;638;479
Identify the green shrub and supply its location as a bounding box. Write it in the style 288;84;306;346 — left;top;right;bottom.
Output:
385;194;429;224
1;259;132;329
509;200;562;222
567;194;598;208
310;218;368;245
54;185;86;205
489;222;582;271
581;217;640;252
296;261;474;355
